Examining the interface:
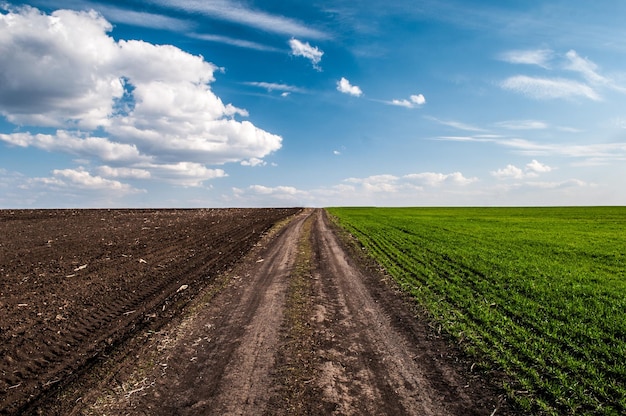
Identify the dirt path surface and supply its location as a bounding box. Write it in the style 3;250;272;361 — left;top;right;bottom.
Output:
81;209;510;415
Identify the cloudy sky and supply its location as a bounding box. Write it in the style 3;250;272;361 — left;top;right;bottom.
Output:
1;0;626;207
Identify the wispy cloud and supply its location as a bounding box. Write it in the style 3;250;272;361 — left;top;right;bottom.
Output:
498;49;553;68
337;77;363;97
564;50;607;84
564;50;626;93
500;75;601;101
436;134;626;165
191;33;281;52
426;116;486;132
499;49;626;100
149;0;328;39
495;120;548;130
94;4;193;32
289;38;323;70
243;82;305;94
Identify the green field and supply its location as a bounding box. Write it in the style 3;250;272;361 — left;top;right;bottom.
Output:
327;207;626;415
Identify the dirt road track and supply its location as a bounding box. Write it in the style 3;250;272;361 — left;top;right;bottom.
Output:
83;209;510;415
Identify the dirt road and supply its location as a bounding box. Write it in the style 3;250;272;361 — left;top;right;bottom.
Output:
82;209;508;415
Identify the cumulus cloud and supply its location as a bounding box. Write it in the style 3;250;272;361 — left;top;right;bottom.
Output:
345;172;476;193
490;164;524;179
0;131;148;163
230;184;308;206
491;160;553;179
97;166;152;179
240;158;266;167
526;159;552;174
0;6;282;189
345;174;400;192
31;168;141;194
337;77;363;97
403;172;477;186
289;38;323;70
389;94;426;108
143;162;227;187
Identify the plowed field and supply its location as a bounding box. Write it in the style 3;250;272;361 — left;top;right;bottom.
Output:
0;208;300;414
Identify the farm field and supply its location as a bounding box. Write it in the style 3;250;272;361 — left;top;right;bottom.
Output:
328;206;626;415
1;208;510;415
0;208;300;414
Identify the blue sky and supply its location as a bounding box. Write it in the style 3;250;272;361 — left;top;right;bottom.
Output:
1;0;626;207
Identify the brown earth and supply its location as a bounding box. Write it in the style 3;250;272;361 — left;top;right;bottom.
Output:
1;208;515;415
0;208;300;414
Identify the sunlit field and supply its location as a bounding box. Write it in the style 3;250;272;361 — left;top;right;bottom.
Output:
328;207;626;415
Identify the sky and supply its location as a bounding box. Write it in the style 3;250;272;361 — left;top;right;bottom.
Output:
1;1;626;208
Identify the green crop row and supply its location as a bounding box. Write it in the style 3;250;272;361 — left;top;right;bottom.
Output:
327;207;626;415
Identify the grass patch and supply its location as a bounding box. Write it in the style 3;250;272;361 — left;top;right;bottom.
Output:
327;207;626;415
271;214;316;413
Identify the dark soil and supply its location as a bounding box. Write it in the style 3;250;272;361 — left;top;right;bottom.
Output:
0;208;300;414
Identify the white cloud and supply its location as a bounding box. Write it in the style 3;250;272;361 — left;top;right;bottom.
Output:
144;162;226;187
289;38;323;70
526;159;552;174
230;184;308;206
0;7;122;129
389;94;426;108
337;77;363;97
499;49;553;68
491;160;553;179
345;174;400;192
495;120;548;130
0;6;283;185
344;172;476;193
500;75;601;101
97;165;151;179
32;168;140;193
491;164;524;179
191;33;282;52
564;50;607;85
0;131;148;163
244;82;305;94
426;116;486;132
404;172;477;186
96;4;193;32
240;158;266;167
437;134;626;166
149;0;328;39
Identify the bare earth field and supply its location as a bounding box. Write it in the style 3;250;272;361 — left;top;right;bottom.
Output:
1;208;513;415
